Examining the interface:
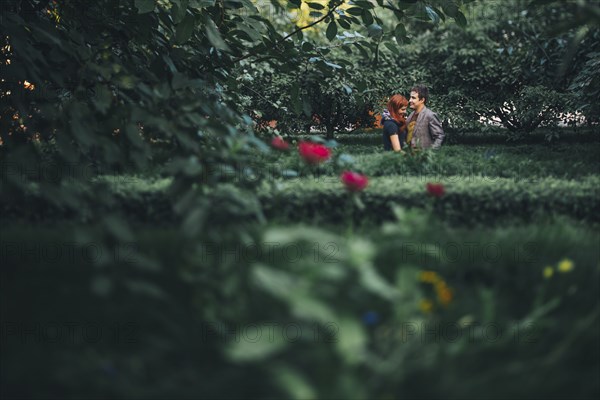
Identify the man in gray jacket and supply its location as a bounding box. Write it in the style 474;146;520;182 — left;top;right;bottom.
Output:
406;85;445;149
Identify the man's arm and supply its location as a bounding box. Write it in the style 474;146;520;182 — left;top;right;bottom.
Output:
428;111;445;149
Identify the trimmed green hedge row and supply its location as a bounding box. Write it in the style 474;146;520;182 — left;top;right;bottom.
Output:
261;176;600;225
292;127;600;146
263;142;600;181
4;175;598;226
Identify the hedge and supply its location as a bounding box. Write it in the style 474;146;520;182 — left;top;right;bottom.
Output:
3;176;598;226
261;176;600;226
290;127;600;146
263;142;600;181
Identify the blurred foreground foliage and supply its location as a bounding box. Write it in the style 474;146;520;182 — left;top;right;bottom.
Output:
2;213;599;398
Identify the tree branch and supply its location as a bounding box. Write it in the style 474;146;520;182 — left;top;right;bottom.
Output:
494;106;518;132
231;1;345;64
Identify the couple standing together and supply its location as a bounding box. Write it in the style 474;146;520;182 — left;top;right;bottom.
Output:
381;84;445;151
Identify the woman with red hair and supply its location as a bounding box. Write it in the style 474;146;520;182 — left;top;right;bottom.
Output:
381;94;408;152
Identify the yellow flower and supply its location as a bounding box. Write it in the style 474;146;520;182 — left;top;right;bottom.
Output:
543;266;554;279
419;299;434;314
419;271;440;283
437;286;453;306
419;271;454;308
557;258;575;273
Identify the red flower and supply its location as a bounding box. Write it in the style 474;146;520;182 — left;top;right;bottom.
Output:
341;171;369;192
271;136;290;151
426;183;445;197
298;141;331;165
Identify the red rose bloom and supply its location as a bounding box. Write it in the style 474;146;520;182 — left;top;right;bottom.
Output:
271;136;290;151
298;141;331;165
341;171;369;192
426;182;445;197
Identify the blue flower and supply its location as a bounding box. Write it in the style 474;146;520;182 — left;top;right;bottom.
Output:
361;311;380;326
100;362;118;378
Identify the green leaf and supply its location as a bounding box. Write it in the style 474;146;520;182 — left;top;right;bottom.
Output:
252;264;295;297
225;324;288;362
338;18;351;29
353;42;369;59
454;11;467;28
335;318;367;365
135;0;155;13
326;21;337;41
205;18;231;51
190;0;215;7
342;83;352;95
271;365;316;400
394;23;407;43
425;6;440;24
367;23;383;38
362;264;398;298
346;7;363;16
383;41;400;55
361;9;374;26
291;295;337;323
396;266;420;300
324;61;342;69
353;1;375;9
262;226;340;252
240;23;262;41
175;14;196;44
301;41;314;51
171;1;187;24
526;297;562;321
252;266;338;323
307;2;325;10
441;1;459;18
432;5;446;22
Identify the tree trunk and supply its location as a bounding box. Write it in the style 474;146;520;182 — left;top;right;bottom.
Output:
494;107;519;132
326;124;334;140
